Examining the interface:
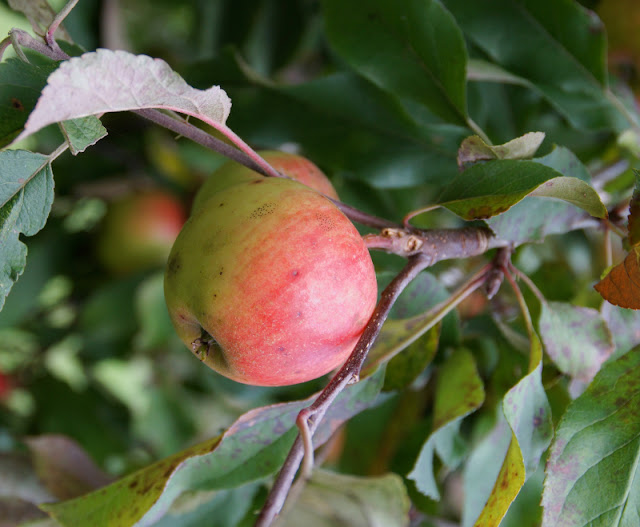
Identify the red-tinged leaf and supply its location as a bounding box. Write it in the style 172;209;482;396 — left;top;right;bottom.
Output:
628;171;640;246
538;301;614;383
25;435;114;501
17;50;232;143
594;248;640;309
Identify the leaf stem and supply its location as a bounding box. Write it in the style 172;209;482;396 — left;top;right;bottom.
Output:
508;264;545;305
46;0;79;51
254;254;432;527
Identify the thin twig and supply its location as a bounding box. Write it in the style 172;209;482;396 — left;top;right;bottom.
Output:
254;254;432;527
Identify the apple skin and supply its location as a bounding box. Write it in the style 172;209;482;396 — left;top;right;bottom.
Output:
191;150;339;214
164;177;377;386
97;190;187;275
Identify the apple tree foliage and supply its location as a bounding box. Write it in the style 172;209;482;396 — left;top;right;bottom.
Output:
1;0;640;526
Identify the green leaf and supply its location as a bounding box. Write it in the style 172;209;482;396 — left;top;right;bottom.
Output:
443;0;630;131
457;131;545;169
538;301;614;382
58;116;107;155
281;470;410;527
408;348;485;499
364;272;460;373
438;159;606;221
487;147;600;244
41;369;385;527
542;345;640;526
0;58;58;147
323;0;469;126
0;150;54;311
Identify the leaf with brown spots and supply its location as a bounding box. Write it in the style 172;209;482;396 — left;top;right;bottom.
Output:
41;369;384;527
594;248;640;309
542;344;640;526
470;333;552;525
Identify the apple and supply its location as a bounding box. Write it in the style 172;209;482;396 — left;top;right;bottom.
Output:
191;150;339;214
97;190;187;275
164;177;377;386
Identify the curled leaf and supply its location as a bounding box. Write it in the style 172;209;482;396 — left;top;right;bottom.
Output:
594;248;640;309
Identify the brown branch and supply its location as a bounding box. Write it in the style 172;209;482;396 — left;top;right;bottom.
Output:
254;254;432;527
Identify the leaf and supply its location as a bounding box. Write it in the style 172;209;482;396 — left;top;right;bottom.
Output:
7;0;72;41
364;272;460;373
322;0;469;126
281;470;410;527
538;301;614;383
25;435;114;501
58;117;107;155
41;369;385;527
443;0;630;131
438;159;606;221
17;49;232;143
594;248;640;309
457;132;545;169
382;323;440;392
628;171;640;246
0;150;55;311
542;345;640;526
408;348;485;499
600;302;640;359
487;147;599;245
472;335;552;526
0;58;58;147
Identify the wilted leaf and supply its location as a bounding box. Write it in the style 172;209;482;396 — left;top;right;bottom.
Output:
408;348;485;499
323;0;469;126
542;345;640;526
538;301;614;382
17;49;232;143
594;248;640;309
42;370;384;527
281;470;410;527
26;435;114;501
438;159;606;221
457;132;545;169
0;150;55;311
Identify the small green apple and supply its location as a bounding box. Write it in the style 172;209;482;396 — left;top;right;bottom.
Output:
97;190;187;275
164;177;377;386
